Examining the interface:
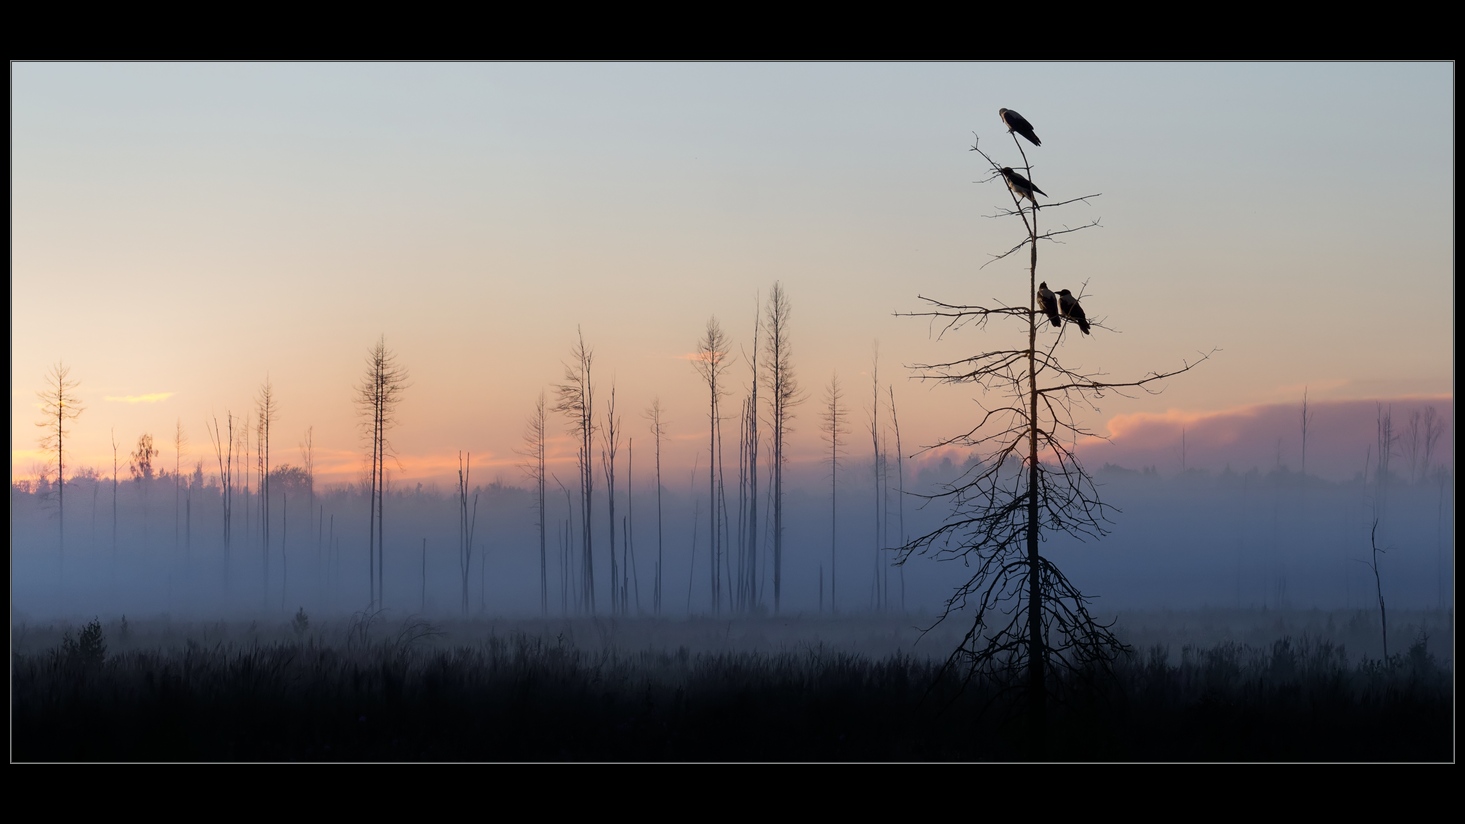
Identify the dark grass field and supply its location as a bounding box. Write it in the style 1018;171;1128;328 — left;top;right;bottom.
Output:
11;609;1454;762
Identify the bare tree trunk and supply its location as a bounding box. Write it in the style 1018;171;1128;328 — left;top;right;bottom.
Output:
357;336;408;611
602;384;620;615
870;344;881;612
764;284;801;614
821;373;848;614
695;318;729;614
459;451;479;616
647;399;666;616
890;387;906;613
554;329;595;614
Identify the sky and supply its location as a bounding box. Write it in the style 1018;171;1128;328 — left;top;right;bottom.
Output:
12;62;1455;491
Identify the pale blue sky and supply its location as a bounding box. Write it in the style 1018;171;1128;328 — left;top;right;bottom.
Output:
12;61;1454;486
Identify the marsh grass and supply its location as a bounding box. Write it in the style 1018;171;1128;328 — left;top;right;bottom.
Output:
11;611;1452;761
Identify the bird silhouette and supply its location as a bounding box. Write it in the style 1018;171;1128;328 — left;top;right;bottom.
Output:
1037;282;1061;327
999;167;1046;207
1057;289;1090;335
999;108;1041;147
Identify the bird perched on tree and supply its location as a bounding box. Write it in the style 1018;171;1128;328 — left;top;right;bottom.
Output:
998;108;1041;147
999;167;1046;207
1057;289;1091;335
1037;282;1061;327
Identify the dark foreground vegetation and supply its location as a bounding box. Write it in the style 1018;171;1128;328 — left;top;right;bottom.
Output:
12;612;1452;761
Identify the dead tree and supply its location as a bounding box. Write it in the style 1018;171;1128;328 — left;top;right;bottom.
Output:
129;432;159;542
110;430;119;566
175;419;187;555
207;413;235;589
554;328;596;614
600;383;622;614
1362;518;1390;659
519;392;549;616
257;378;277;605
693;317;730;614
356;335;409;610
889;385;907;612
458;451;480;616
819;372;850;612
645;398;668;615
762;283;803;614
897;121;1211;756
35;362;84;574
869;343;883;611
300;426;317;590
741;304;761;611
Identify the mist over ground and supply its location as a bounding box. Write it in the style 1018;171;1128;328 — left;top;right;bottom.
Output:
11;454;1453;626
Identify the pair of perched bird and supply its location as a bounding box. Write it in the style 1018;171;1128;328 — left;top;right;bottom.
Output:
996;108;1045;206
998;109;1089;335
1037;282;1090;335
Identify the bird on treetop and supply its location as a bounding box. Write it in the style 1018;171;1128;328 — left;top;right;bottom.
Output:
1037;282;1061;328
999;167;1046;206
1057;289;1091;335
999;108;1041;147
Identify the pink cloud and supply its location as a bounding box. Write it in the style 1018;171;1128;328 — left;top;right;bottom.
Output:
1074;396;1453;481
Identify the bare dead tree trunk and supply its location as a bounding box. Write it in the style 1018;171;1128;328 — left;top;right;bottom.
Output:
258;379;276;607
1369;519;1389;659
357;336;409;610
554;329;596;614
889;385;906;612
821;373;848;614
601;383;621;615
763;283;802;615
520;394;548;616
646;399;667;616
898;122;1209;761
459;451;479;616
207;414;234;591
694;318;730;614
869;343;881;612
747;308;760;612
36;362;84;582
628;437;639;612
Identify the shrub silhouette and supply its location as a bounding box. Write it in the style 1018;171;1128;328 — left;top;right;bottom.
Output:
60;617;107;668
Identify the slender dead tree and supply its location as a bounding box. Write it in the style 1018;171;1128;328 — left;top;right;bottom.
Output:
820;372;850;613
897;122;1211;756
762;282;803;614
601;383;622;614
889;385;907;612
1365;518;1390;659
742;304;761;611
110;430;119;565
1300;387;1315;478
694;317;731;614
257;378;277;605
519;392;549;616
300;425;318;589
869;342;883;611
207;413;235;589
645;398;667;615
1374;403;1396;528
129;432;159;542
36;362;84;572
175;419;187;555
627;436;639;613
553;473;574;615
242;412;250;546
356;335;409;609
456;451;479;615
554;328;596;614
